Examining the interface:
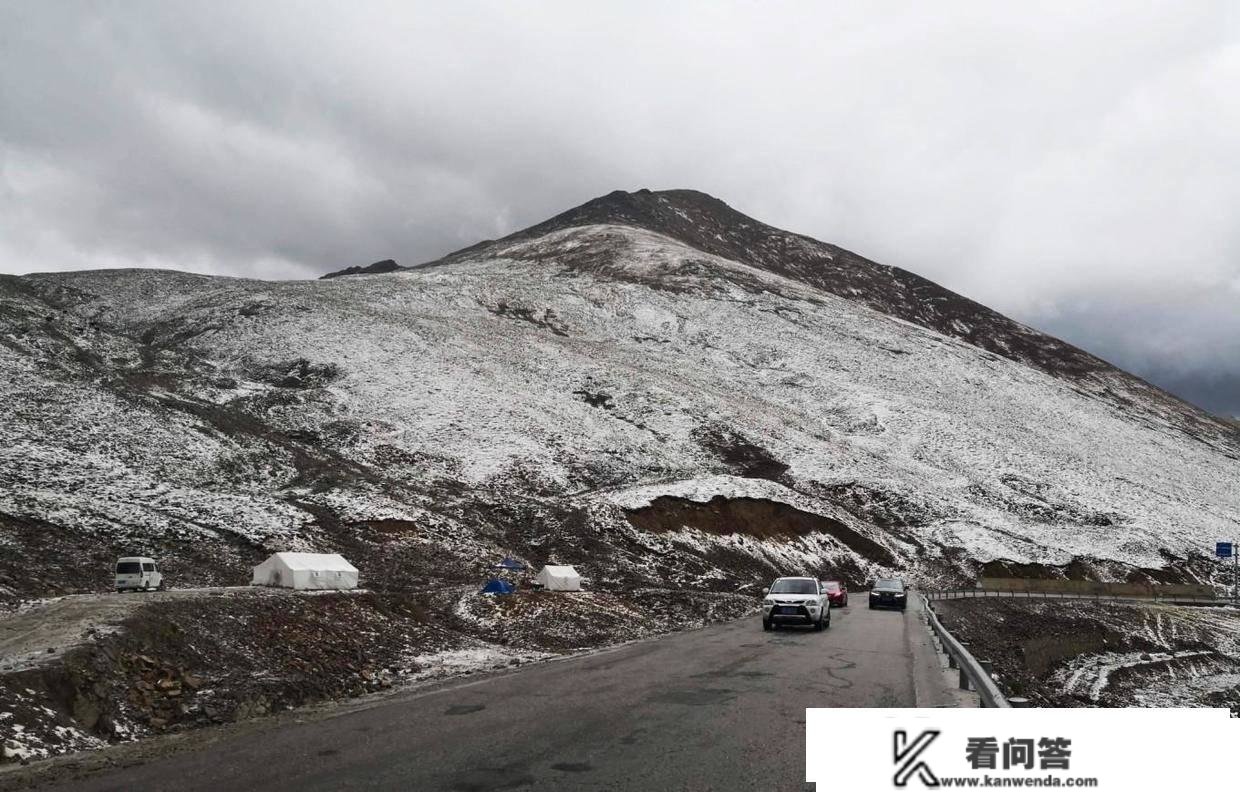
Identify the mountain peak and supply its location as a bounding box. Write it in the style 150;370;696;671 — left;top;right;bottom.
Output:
465;188;774;263
317;187;1115;381
318;189;752;280
320;258;400;280
311;191;1234;444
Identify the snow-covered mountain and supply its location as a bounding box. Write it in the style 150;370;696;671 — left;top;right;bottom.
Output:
2;189;1237;604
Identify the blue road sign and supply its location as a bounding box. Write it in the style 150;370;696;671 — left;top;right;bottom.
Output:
1217;542;1233;558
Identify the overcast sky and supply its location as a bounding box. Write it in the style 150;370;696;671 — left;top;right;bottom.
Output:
2;2;1238;414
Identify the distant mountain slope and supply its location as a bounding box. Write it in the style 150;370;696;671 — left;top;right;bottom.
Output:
325;189;1235;448
496;189;1111;376
3;193;1238;609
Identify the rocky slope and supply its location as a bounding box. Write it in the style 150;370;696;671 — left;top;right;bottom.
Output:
934;598;1240;710
3;189;1239;608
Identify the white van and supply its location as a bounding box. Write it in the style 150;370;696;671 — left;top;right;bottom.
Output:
115;557;164;592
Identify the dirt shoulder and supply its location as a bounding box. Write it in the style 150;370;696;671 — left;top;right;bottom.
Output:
932;598;1240;709
1;587;755;767
0;588;253;674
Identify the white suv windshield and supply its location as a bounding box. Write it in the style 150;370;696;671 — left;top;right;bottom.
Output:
770;579;817;594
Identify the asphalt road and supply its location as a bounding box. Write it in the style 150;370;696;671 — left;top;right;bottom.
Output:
35;598;956;792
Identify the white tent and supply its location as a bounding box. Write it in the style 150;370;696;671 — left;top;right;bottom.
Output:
251;552;359;590
534;564;581;591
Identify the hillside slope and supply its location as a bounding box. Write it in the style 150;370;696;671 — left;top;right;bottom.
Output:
329;189;1235;450
3;192;1238;607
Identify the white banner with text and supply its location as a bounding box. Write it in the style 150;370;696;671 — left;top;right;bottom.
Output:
807;707;1234;790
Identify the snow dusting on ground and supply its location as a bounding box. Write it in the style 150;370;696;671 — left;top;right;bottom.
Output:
2;192;1239;766
5;223;1236;594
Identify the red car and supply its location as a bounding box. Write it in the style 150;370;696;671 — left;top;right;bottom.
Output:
821;580;848;608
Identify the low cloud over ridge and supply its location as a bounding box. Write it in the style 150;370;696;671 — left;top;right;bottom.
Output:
2;1;1237;413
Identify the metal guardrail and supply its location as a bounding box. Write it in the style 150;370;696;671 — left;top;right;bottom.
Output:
921;594;1011;708
924;588;1228;605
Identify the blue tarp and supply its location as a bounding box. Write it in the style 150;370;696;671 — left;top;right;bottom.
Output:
495;557;526;570
481;578;515;595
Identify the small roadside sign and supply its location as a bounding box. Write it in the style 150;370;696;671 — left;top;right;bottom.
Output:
1218;542;1234;559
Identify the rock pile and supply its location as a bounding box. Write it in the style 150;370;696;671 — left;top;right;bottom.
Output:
120;653;204;730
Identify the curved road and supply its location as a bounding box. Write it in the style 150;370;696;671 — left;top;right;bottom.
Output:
29;598;960;792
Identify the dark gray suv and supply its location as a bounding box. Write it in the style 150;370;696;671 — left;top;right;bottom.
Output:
868;578;907;610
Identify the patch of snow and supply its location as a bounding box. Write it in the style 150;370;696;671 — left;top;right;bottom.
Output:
405;646;550;681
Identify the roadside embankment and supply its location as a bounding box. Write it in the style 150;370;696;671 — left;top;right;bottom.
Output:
1;587;755;764
933;598;1240;709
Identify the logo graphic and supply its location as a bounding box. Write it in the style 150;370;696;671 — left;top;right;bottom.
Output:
893;729;940;787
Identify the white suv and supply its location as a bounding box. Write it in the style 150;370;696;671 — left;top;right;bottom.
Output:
762;576;830;631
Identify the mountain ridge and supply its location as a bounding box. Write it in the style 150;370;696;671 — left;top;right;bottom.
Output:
323;188;1235;445
320;258;401;279
2;192;1238;615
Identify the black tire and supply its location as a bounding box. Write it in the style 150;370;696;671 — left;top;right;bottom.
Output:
762;619;772;632
868;603;875;610
813;613;824;631
824;614;831;629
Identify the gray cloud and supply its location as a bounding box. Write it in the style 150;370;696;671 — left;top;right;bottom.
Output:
2;1;1237;413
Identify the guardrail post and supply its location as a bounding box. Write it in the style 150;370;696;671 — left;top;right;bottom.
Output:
919;593;1011;707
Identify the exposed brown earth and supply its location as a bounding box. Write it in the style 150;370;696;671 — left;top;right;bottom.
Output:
625;495;896;566
975;556;1218;586
931;598;1240;710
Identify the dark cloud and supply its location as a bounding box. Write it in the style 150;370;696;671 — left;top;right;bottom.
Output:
1024;288;1240;415
2;2;1237;413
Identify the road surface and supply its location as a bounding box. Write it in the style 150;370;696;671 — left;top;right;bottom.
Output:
26;598;960;792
